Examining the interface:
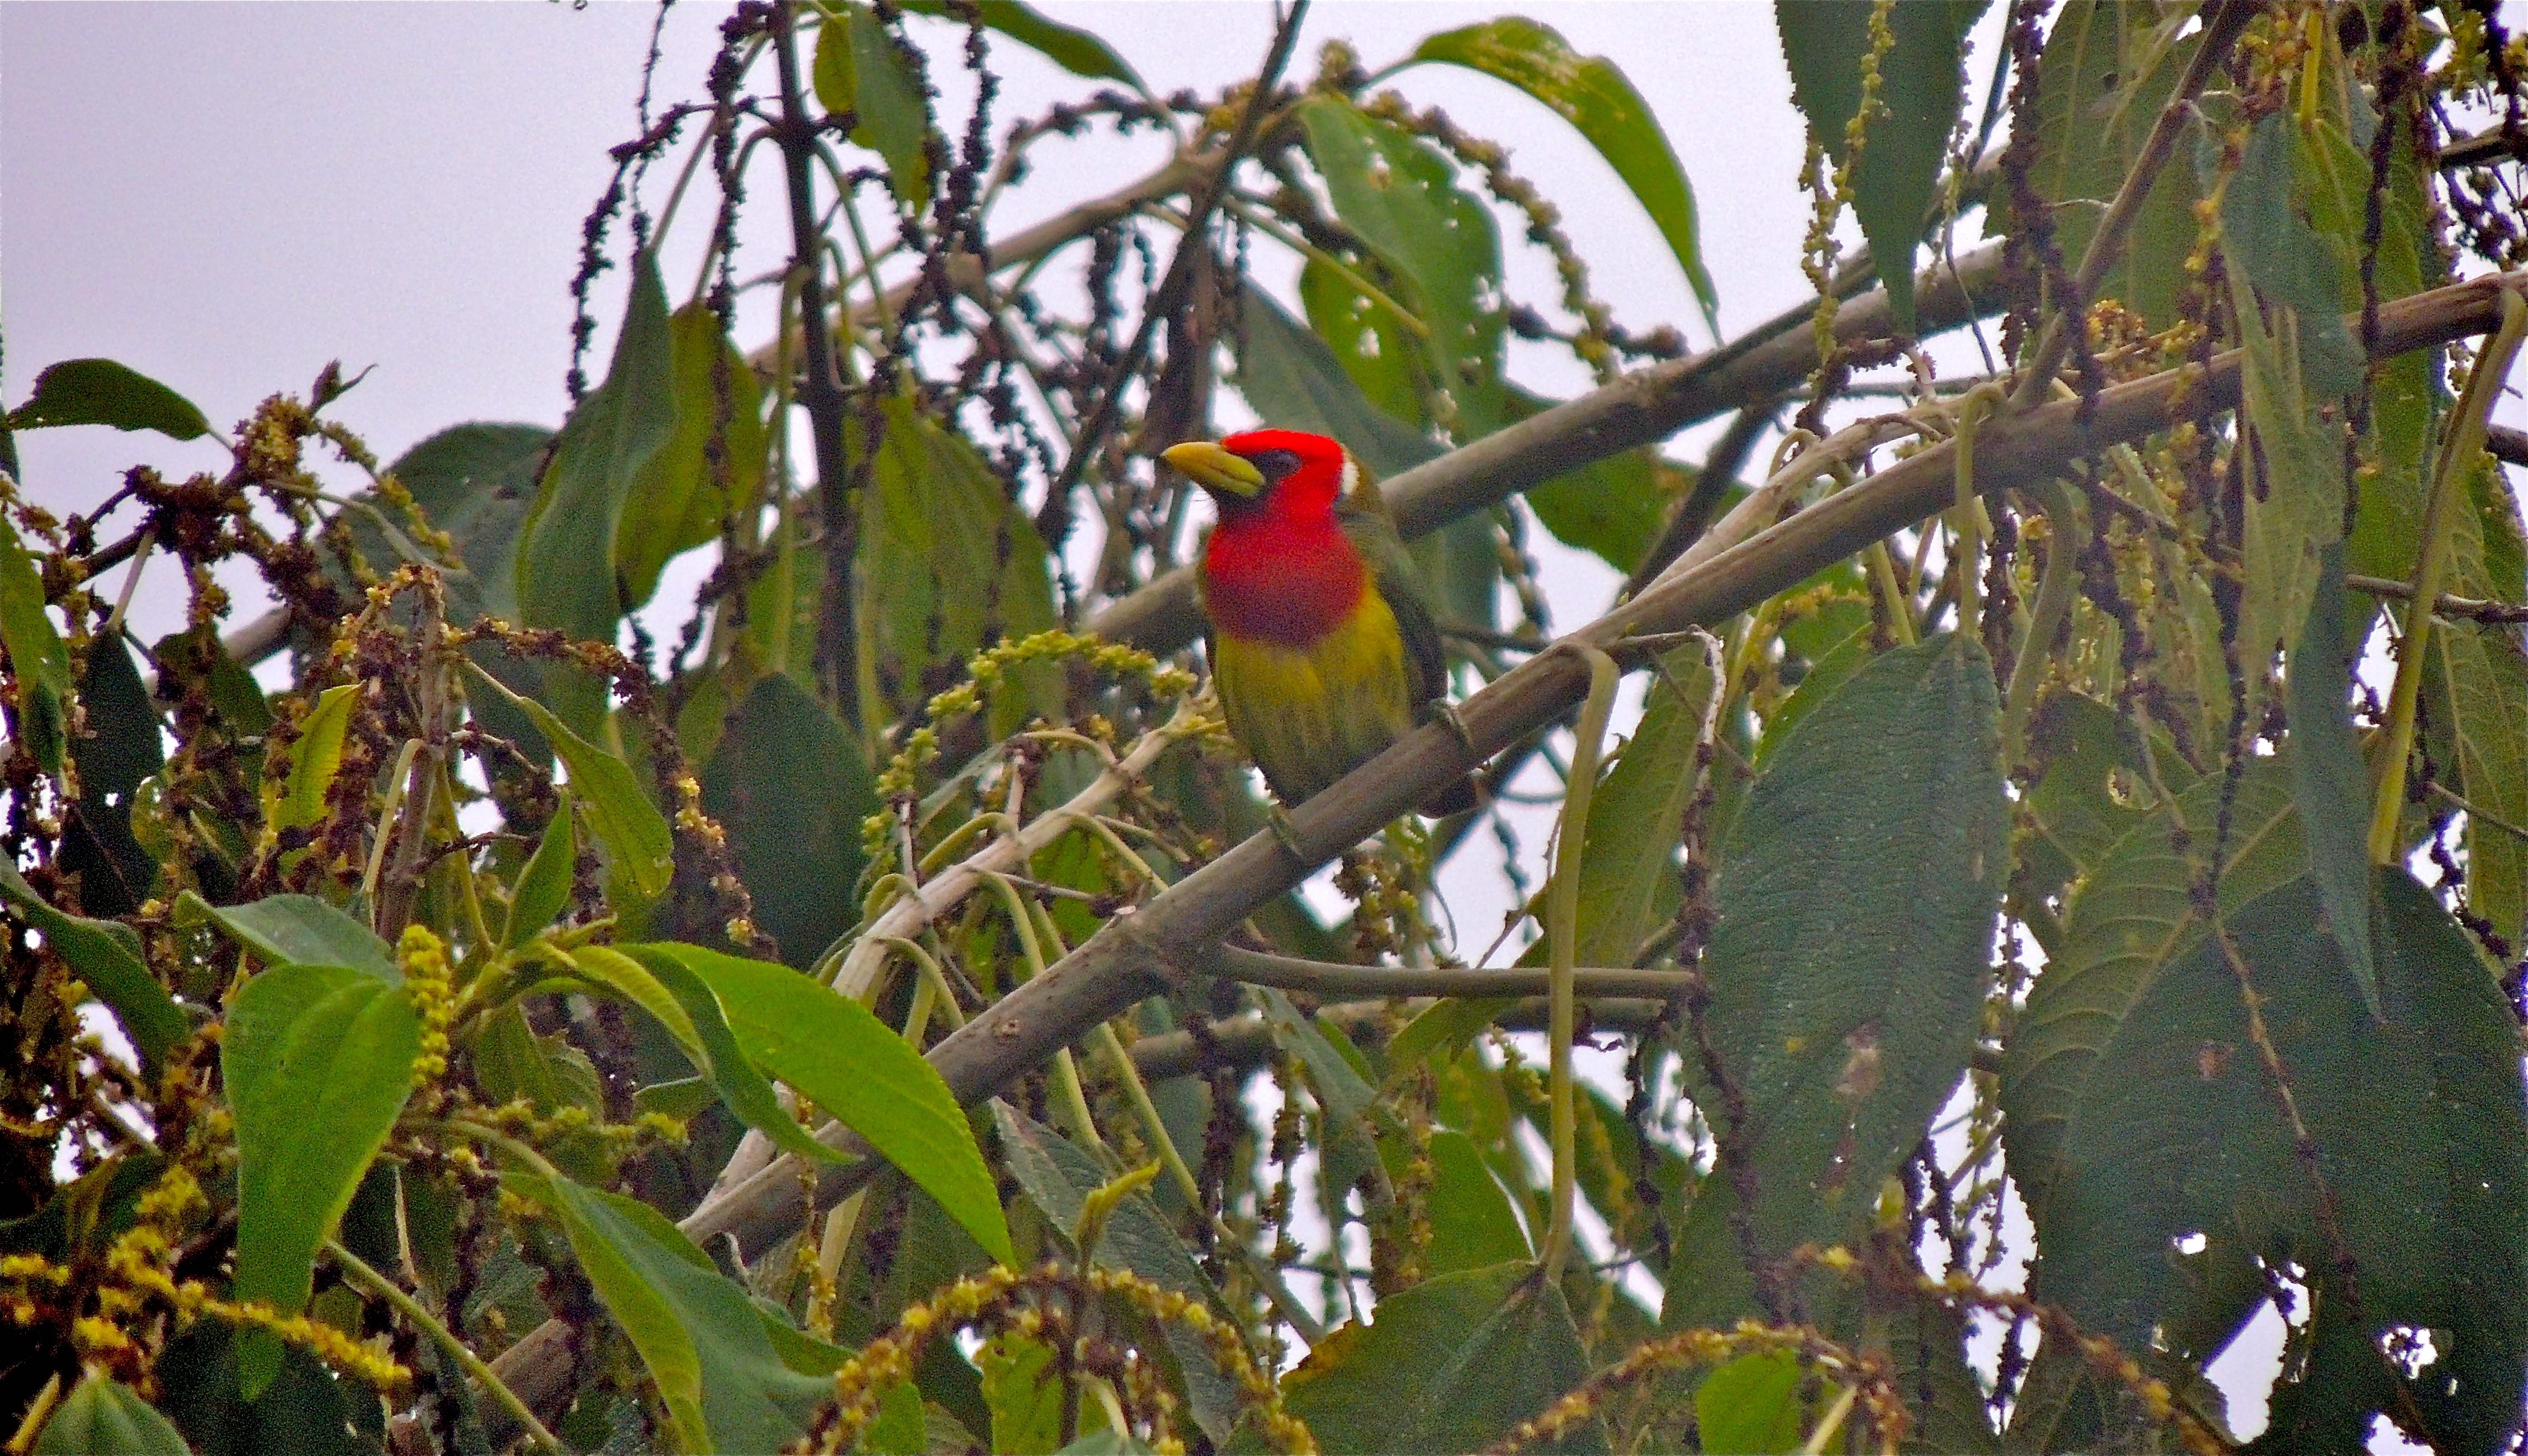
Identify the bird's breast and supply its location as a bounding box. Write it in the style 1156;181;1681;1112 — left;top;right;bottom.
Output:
1199;519;1366;647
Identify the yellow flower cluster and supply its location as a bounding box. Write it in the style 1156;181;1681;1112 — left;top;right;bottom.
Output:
399;924;456;1098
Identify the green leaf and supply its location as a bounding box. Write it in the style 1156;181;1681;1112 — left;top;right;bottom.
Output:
0;861;187;1071
474;1005;602;1116
697;672;874;966
978;1332;1070;1455
1235;285;1443;482
2216;115;2363;397
193;893;397;982
515;249;676;731
8;357;211;439
1282;1261;1606;1454
34;1372;191;1455
0;509;72;774
2011;874;2527;1454
1504;386;1672;572
153;1324;376;1456
2286;546;2379;1017
1407;15;1719;329
1774;1;1987;331
617;303;765;609
1421;1130;1531;1274
1694;1351;1805;1455
384;422;553;624
59;633;164;914
222;962;419;1393
515;1172;829;1454
1665;635;2006;1330
637;943;1014;1266
491;686;676;902
2436;461;2528;950
2023;3;2204;328
893;0;1142;88
991;1104;1238;1443
856;395;1061;731
1298;258;1429;432
2001;758;2304;1227
614;946;838;1164
2226;221;2348;729
813;2;934;213
503;794;576;950
261;682;358;837
1294;96;1505;407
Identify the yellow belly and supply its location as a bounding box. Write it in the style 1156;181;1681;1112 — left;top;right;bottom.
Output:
1212;594;1416;805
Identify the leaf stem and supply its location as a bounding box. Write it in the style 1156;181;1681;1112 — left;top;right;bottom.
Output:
2367;287;2527;864
328;1239;569;1456
1541;646;1621;1287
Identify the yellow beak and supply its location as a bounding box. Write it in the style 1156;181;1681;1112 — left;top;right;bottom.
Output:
1161;440;1267;497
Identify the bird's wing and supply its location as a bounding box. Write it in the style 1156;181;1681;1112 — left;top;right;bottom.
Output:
1338;503;1451;714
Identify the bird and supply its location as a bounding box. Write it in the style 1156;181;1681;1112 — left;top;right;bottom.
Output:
1162;428;1479;825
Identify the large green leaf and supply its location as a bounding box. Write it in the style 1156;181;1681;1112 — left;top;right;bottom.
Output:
991;1105;1237;1443
0;509;72;774
636;943;1014;1266
34;1372;190;1455
813;2;934;212
617;303;765;609
222;962;420;1393
0;861;187;1071
1502;386;1671;573
492;686;676;902
697;671;874;966
1282;1261;1604;1454
2285;546;2378;1016
59;633;163;915
570;945;834;1165
2001;760;2304;1223
7;357;211;440
894;0;1142;88
1239;284;1442;482
856;395;1061;730
1405;15;1717;329
514;1173;829;1454
515;249;675;732
2023;3;2202;328
194;893;397;982
2437;461;2528;950
1775;1;1988;331
2217;115;2363;397
1664;635;2006;1326
2015;874;2527;1455
2227;233;2347;728
1294;96;1504;409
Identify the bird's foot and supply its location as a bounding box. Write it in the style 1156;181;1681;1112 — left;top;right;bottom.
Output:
1434;701;1479;756
1267;805;1308;860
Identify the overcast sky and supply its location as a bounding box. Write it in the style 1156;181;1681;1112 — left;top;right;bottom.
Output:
10;6;2515;1445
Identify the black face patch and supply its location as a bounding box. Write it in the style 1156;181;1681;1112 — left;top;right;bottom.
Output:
1247;448;1303;483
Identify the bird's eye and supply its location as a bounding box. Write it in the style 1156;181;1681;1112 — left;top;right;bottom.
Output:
1249;449;1303;481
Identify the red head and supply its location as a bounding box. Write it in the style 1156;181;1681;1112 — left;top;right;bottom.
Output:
1164;429;1367;646
1162;428;1357;524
